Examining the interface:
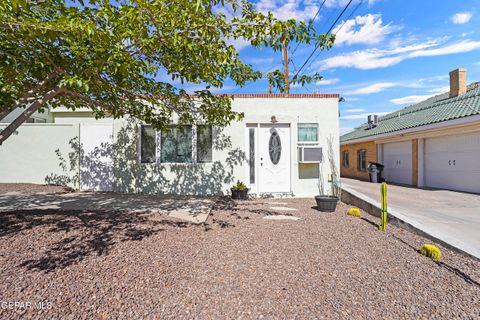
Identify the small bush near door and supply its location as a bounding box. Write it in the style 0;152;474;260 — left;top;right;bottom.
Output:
231;180;249;200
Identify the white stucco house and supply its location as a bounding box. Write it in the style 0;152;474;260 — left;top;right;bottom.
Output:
0;93;340;197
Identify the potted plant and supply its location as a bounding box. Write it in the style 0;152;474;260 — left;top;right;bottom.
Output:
231;180;249;200
315;136;340;212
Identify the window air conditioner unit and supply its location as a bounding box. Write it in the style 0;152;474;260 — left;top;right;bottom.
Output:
298;146;322;163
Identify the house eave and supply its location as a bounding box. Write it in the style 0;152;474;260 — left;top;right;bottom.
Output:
340;113;480;145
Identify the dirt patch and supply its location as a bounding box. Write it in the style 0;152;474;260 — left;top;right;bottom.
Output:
0;183;74;194
0;198;479;319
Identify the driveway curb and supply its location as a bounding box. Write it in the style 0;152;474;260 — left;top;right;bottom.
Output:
341;185;480;261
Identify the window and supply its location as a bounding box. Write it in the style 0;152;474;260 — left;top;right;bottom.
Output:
269;129;282;165
197;125;213;163
297;123;318;143
248;128;255;184
140;125;156;163
342;151;349;168
161;125;192;163
139;124;213;164
357;149;367;171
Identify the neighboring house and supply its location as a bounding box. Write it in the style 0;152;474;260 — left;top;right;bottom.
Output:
0;94;340;197
340;68;480;194
0;107;52;123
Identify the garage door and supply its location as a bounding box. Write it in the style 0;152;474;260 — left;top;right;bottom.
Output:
425;132;480;193
383;141;412;185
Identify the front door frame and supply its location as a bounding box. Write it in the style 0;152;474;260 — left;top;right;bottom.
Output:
245;123;292;195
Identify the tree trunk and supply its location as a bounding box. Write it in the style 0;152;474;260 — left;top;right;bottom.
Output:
0;86;64;145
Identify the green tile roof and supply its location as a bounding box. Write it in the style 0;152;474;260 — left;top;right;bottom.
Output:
340;82;480;143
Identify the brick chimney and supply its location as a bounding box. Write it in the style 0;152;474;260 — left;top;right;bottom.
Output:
449;68;466;97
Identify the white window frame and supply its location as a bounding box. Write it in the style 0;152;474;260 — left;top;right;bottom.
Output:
138;124;214;165
297;123;319;145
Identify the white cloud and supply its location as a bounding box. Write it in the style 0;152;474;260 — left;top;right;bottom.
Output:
345;108;366;113
346;82;397;95
226;37;250;52
409;40;480;58
333;14;395;46
317;39;480;70
427;86;449;94
340;111;391;120
451;12;473;24
315;78;340;85
390;95;433;105
325;0;379;8
256;0;319;21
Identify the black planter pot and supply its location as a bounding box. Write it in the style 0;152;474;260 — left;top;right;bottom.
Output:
231;189;249;200
314;195;339;212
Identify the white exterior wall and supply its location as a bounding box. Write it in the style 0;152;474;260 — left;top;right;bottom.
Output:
2;97;339;196
0;124;79;187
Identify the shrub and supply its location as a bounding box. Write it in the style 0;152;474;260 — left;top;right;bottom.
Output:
419;244;442;261
231;180;247;192
347;207;361;217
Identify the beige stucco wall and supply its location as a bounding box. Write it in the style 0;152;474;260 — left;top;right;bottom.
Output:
0;124;79;187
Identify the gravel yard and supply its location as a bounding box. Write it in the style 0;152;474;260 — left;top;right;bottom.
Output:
1;197;479;319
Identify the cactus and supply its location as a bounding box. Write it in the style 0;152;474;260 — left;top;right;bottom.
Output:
419;244;442;261
347;207;361;217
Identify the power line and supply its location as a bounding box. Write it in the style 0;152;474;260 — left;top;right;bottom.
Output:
302;0;364;76
290;0;354;84
290;0;327;56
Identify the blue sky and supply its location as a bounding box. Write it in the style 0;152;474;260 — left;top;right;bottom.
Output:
195;0;480;134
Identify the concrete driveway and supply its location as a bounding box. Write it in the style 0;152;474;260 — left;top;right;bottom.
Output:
0;192;213;224
341;178;480;259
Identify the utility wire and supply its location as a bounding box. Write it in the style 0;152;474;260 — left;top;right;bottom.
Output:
290;0;354;84
302;0;364;74
290;0;327;56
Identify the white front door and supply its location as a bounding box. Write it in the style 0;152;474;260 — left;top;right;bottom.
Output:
383;140;412;185
425;132;480;193
258;124;291;193
79;124;114;192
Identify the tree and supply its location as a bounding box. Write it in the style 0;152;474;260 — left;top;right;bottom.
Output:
0;0;335;144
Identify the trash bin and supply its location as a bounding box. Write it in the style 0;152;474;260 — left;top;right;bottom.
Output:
368;162;384;183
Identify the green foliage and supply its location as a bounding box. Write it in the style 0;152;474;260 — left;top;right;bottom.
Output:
419;244;442;261
0;0;332;139
347;207;361;217
231;180;247;191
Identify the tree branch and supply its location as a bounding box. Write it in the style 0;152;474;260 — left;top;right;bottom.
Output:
0;86;65;145
13;72;59;109
63;90;109;112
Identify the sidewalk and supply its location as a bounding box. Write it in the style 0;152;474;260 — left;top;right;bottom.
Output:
341;178;480;259
0;192;213;224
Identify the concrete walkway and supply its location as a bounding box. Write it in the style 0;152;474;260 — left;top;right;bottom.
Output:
341;178;480;259
0;192;213;224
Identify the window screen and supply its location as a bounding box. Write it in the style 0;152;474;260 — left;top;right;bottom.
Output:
197;125;213;163
298;123;318;142
161;125;192;163
140;125;156;163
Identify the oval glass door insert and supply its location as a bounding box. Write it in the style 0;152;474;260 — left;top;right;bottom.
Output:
269;129;282;164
